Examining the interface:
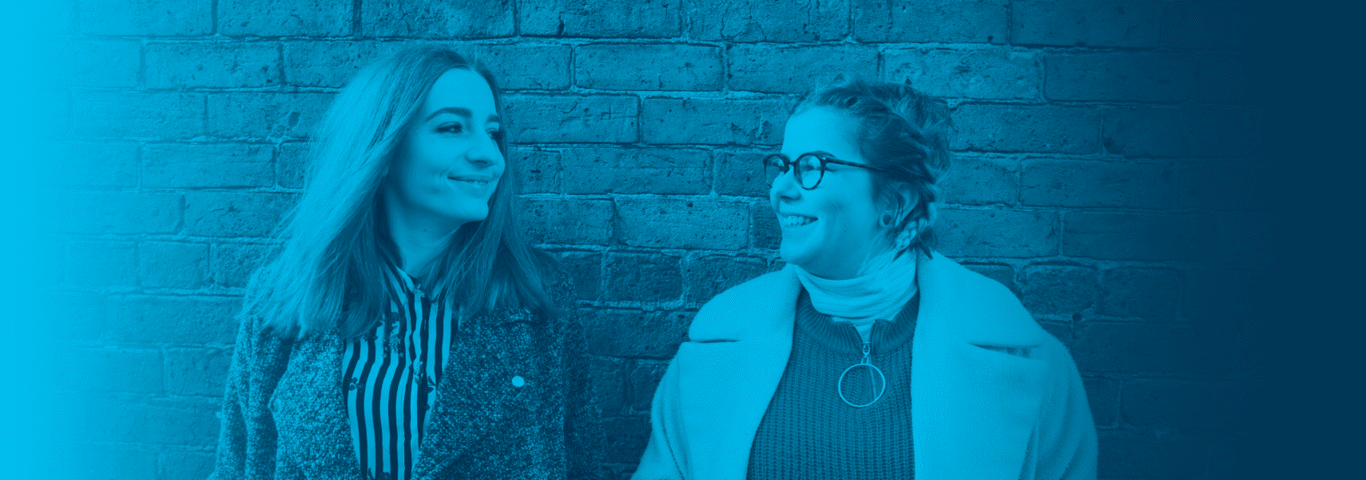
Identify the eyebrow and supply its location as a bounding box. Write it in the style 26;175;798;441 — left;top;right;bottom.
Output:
424;107;501;124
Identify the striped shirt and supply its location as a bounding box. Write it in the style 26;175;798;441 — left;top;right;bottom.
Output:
342;262;456;480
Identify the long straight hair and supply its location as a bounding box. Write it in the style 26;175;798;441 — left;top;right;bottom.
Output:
244;46;556;340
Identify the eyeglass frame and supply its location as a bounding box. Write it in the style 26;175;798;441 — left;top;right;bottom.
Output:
762;152;888;190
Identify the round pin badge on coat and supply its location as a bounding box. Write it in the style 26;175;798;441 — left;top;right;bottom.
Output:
511;376;526;387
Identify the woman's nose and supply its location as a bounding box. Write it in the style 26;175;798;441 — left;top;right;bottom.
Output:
770;166;800;200
466;135;503;167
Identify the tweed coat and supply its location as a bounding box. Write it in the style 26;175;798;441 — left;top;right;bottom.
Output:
633;252;1098;479
209;270;606;480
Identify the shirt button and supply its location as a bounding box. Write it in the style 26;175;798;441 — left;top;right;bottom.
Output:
510;376;526;388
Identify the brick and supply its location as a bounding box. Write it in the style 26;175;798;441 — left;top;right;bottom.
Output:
1021;265;1098;316
1062;212;1213;261
601;416;651;464
885;48;1040;100
145;43;280;89
751;202;781;250
283;41;404;88
503;95;638;143
277;142;308;189
513;148;560;194
715;151;769;198
952;104;1100;154
1179;160;1266;211
58;347;164;394
55;443;158;480
940;155;1017;206
521;197;613;245
590;357;626;413
184;192;295;238
1097;429;1206;479
138;241;210;289
1082;376;1119;427
52;142;139;187
962;263;1017;296
50;290;106;342
84;396;221;446
583;308;690;358
561;147;709;195
51;191;181;235
143;143;274;188
729;45;877;94
166;347;232;396
218;0;352;36
72;92;204;139
1020;159;1176;208
56;40;140;88
212;242;272;288
207;93;334;139
690;0;845;42
472;45;573;91
1044;54;1198;102
77;0;211;36
519;0;681;38
854;0;1007;43
686;255;771;306
577;44;722;91
616;197;749;249
628;361;669;411
1182;269;1267;321
606;253;683;302
160;447;218;480
64;240;136;286
1010;0;1160;47
1103;107;1262;157
1197;55;1254;104
1072;322;1195;374
110;295;240;345
1123;378;1252;434
554;251;601;301
1098;268;1180;320
934;208;1057;258
1161;1;1252;49
1038;320;1071;348
642;98;786;146
1212;212;1271;268
363;0;513;38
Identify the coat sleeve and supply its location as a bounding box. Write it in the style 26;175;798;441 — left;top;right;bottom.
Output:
208;314;289;480
1031;341;1099;480
547;274;611;480
631;358;687;480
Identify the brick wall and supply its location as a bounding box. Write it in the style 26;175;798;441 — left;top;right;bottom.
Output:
42;1;1266;478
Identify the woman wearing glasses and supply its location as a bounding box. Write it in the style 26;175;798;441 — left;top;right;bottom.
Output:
632;78;1097;479
209;47;602;480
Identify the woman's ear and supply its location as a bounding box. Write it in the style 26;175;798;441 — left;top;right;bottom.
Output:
880;183;918;229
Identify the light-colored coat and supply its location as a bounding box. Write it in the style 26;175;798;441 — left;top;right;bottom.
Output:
633;252;1098;479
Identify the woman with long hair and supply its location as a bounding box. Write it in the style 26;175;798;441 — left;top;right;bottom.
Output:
210;46;602;480
632;78;1097;479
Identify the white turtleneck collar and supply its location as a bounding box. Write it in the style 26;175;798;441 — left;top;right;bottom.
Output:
792;249;919;342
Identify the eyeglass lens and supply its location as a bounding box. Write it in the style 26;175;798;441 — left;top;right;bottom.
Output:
763;154;823;189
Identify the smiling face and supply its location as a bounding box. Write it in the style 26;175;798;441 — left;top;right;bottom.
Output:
385;68;505;234
771;107;891;279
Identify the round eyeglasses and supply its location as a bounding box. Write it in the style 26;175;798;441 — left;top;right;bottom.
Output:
762;152;886;190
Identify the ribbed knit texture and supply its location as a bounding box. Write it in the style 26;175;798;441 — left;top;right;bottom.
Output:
747;290;919;479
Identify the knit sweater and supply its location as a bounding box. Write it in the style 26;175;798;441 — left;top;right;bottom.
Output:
747;291;919;479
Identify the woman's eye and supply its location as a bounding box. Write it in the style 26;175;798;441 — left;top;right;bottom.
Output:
437;123;464;134
487;130;503;140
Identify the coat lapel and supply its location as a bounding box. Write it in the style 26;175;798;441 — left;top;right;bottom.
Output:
912;253;1048;479
674;268;801;479
275;330;365;478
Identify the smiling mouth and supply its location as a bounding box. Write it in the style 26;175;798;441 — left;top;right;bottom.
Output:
449;177;492;186
779;214;816;227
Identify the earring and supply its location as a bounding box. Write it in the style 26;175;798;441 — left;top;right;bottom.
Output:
880;214;895;227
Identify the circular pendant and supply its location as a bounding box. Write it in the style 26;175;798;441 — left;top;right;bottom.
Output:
837;362;887;408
